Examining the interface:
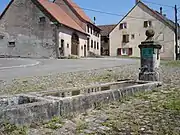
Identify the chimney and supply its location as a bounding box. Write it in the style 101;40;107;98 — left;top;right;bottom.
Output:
160;7;163;15
93;17;96;24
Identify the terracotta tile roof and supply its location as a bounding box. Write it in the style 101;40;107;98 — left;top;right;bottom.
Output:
98;24;116;36
65;0;92;23
37;0;86;34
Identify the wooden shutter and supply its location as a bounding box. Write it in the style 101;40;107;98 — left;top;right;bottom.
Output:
129;48;132;55
126;35;129;43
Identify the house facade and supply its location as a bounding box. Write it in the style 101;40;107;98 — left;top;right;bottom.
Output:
0;0;101;58
110;1;179;60
98;24;116;56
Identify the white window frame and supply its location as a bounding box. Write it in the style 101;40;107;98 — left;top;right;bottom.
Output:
144;20;152;28
121;48;128;55
119;22;127;29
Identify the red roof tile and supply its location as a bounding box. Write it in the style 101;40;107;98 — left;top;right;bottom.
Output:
65;0;92;23
98;24;116;36
37;0;86;34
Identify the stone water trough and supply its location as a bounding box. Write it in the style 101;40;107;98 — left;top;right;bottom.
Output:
0;80;161;125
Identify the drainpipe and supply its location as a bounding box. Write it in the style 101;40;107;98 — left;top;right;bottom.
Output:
54;23;60;59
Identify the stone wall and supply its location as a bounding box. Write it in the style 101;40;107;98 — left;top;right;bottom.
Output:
0;0;57;58
0;81;161;126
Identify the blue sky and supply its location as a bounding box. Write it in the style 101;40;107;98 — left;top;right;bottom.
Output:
0;0;179;25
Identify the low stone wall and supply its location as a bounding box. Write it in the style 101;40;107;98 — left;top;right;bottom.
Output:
0;81;161;125
48;81;161;117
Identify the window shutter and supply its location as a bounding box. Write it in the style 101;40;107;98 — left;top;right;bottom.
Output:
117;48;121;55
119;24;123;29
126;35;129;42
149;21;152;27
129;48;132;55
124;23;127;29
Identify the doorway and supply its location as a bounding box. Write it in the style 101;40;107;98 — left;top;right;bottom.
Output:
71;33;79;55
59;39;64;56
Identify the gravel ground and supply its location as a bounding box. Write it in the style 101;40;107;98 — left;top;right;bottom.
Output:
1;62;180;135
0;63;139;95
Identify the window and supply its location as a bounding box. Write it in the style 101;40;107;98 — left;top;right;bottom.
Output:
119;22;127;29
97;42;99;50
94;41;96;49
91;40;93;48
144;21;152;28
90;27;93;34
87;38;90;50
8;41;15;47
61;39;64;47
104;38;108;43
87;25;89;33
39;17;46;23
118;48;132;55
122;48;127;54
67;43;69;48
131;34;135;39
122;34;129;43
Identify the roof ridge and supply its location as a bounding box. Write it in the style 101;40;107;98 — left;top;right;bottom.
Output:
98;24;116;26
64;0;92;23
37;0;87;34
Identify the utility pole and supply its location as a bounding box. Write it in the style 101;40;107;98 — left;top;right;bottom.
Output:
175;5;179;60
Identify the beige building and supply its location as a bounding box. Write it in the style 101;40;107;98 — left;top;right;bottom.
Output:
110;1;180;60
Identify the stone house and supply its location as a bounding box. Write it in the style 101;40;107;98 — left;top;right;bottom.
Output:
98;24;116;56
110;1;180;60
0;0;101;58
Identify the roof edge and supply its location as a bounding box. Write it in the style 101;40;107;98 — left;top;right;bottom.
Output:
35;0;88;35
109;1;139;34
63;0;100;31
110;1;176;34
0;0;14;19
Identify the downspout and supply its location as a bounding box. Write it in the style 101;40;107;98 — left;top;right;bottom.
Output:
54;23;60;59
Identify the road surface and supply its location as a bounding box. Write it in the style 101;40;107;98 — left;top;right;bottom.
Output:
0;58;138;80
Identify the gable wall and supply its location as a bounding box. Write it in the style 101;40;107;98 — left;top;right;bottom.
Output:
0;0;57;58
110;4;175;60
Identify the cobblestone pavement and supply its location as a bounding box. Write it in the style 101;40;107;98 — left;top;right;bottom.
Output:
1;62;180;135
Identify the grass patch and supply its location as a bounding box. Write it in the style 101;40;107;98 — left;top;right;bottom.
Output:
1;123;27;135
43;116;64;130
117;56;140;59
162;60;180;67
75;119;88;134
164;99;180;112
